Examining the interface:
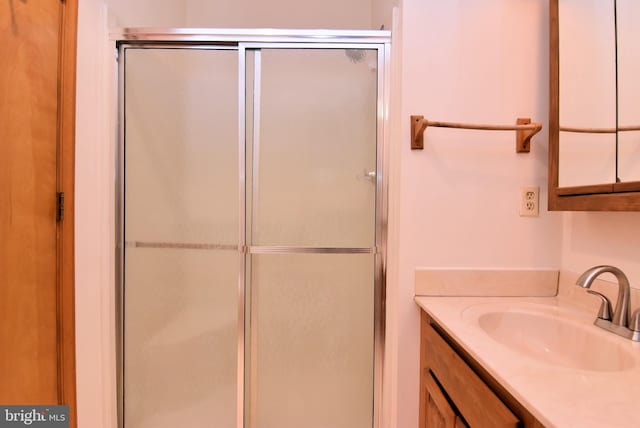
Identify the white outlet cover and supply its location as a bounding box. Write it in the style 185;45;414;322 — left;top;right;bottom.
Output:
520;186;539;217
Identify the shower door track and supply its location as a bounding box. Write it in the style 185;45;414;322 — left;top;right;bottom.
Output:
115;29;390;428
124;241;378;254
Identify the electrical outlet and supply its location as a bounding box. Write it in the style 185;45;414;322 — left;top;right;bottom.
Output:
520;186;539;217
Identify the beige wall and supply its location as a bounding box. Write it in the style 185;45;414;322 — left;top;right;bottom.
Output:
372;0;397;30
105;0;374;29
106;0;185;27
183;0;372;29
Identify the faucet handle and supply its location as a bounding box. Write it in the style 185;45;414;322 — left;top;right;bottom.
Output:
631;309;640;332
587;290;613;321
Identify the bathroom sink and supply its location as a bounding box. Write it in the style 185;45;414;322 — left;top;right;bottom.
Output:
470;305;636;372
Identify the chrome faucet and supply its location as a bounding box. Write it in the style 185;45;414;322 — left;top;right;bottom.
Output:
576;265;639;341
576;265;630;326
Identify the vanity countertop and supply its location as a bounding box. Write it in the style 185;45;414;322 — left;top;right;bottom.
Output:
415;295;640;428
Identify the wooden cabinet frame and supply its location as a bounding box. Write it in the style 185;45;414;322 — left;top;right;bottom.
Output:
548;0;640;211
58;0;78;426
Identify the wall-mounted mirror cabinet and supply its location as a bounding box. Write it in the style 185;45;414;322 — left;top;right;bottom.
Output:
549;0;640;210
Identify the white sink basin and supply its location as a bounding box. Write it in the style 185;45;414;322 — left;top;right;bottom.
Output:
467;303;635;372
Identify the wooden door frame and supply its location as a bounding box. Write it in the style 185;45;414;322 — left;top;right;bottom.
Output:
58;0;78;426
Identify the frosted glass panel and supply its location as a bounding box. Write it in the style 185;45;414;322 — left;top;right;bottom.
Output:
247;254;374;428
251;49;377;247
123;48;238;428
124;250;238;428
125;49;238;244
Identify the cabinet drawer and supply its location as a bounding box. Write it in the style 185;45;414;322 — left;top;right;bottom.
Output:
422;317;520;427
424;372;469;428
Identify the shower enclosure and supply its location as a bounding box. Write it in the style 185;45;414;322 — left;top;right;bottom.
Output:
116;29;389;428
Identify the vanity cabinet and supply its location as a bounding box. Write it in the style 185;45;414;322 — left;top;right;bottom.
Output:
420;311;545;428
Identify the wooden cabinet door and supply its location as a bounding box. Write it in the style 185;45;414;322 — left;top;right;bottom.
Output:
422;317;520;427
0;0;76;424
423;373;459;428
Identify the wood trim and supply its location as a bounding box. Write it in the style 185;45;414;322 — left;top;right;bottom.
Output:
419;312;428;427
547;0;640;211
57;0;78;427
556;183;613;196
552;191;640;211
613;181;640;193
548;0;560;211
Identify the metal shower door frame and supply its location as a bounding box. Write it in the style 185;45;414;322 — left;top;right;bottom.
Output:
115;29;390;428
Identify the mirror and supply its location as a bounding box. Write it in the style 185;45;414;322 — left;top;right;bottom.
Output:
616;0;640;182
549;0;640;210
558;0;616;188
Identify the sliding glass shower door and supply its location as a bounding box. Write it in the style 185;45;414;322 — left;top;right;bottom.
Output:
123;47;240;428
119;35;386;428
244;48;378;428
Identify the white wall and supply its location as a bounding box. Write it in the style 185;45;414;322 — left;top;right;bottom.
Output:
391;4;640;428
75;2;117;428
561;212;640;287
392;1;562;427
